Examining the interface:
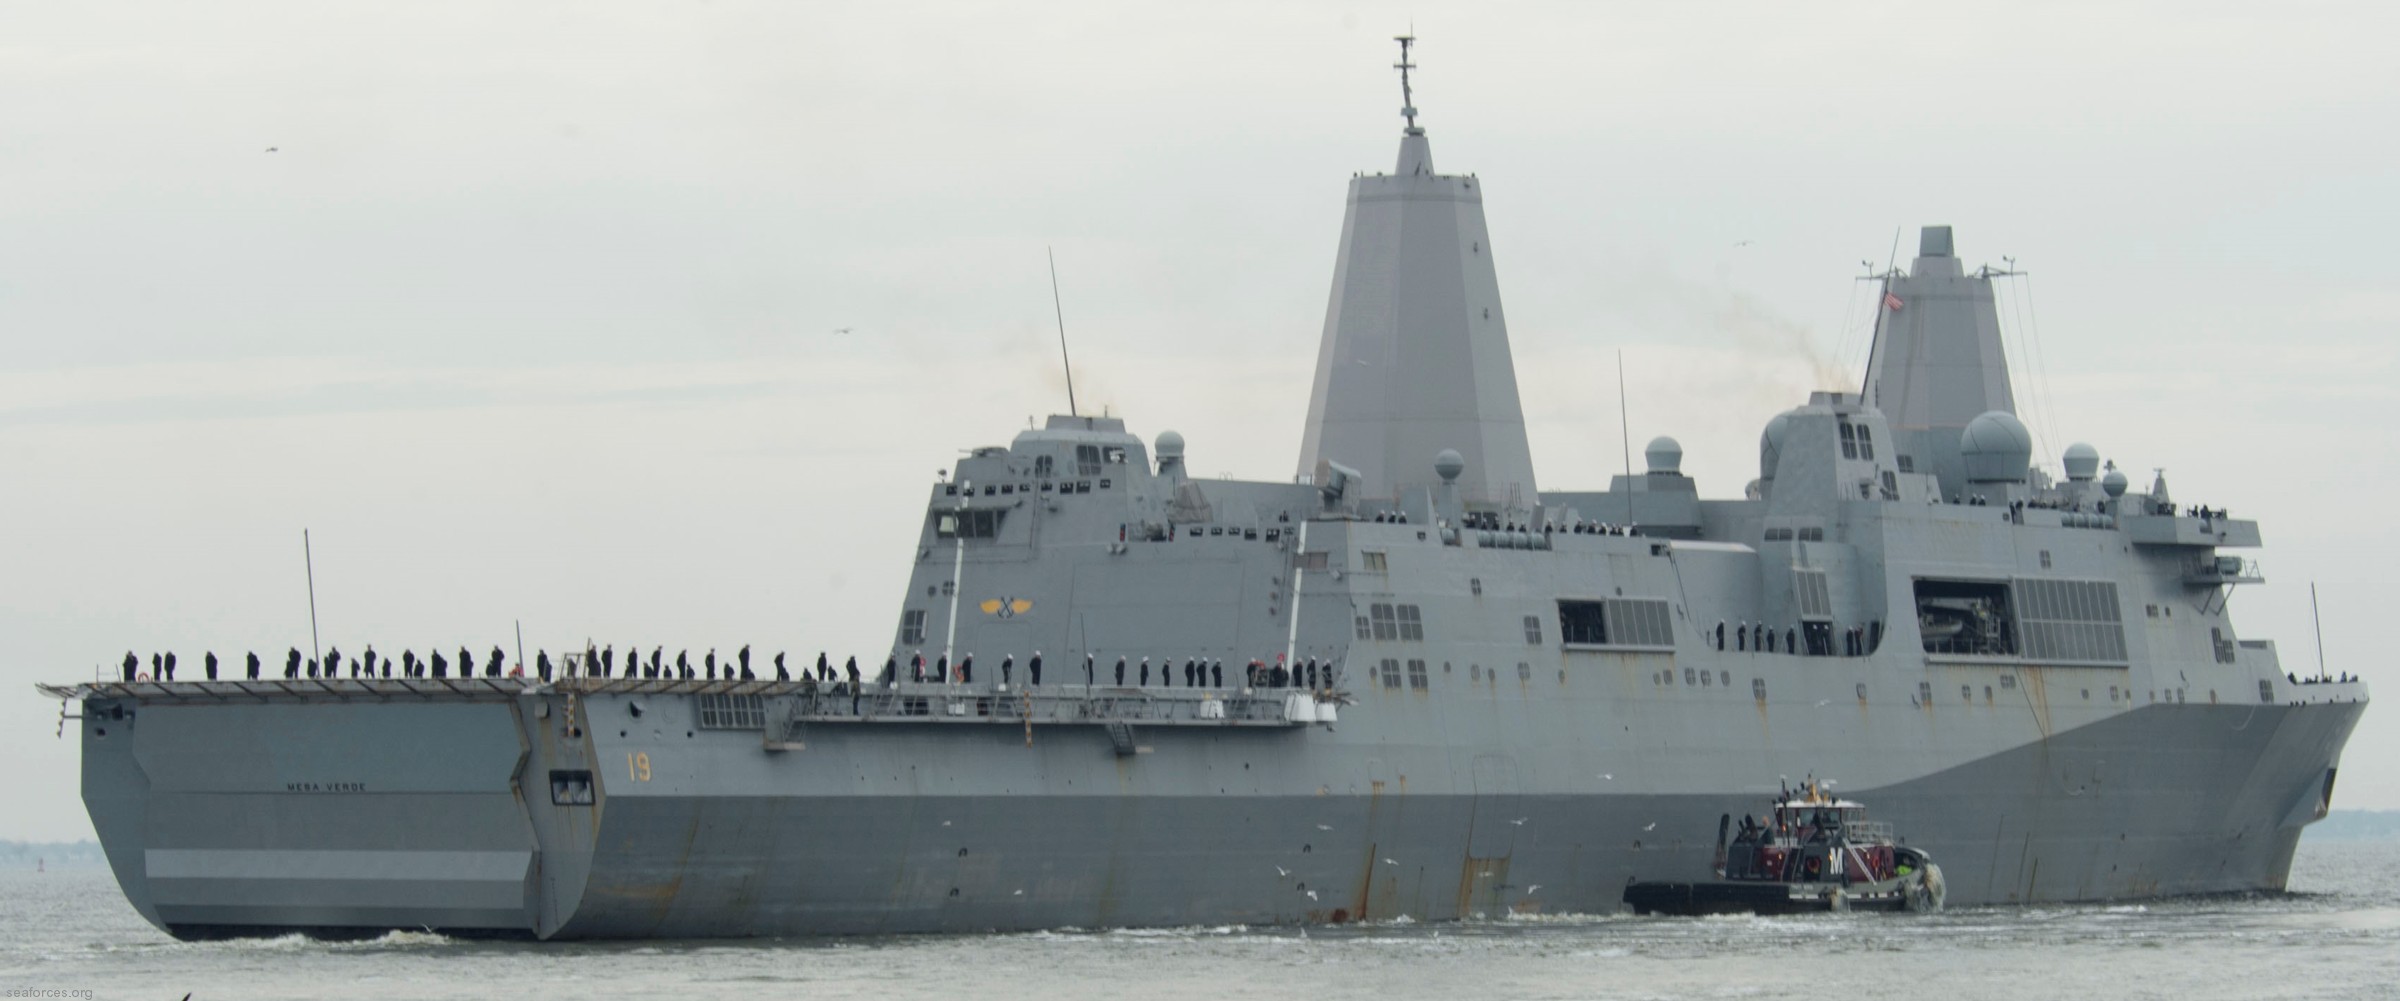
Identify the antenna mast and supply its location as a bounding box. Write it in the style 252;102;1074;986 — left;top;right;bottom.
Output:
1394;34;1420;134
2311;581;2328;681
1047;246;1078;417
1618;349;1634;526
302;529;321;667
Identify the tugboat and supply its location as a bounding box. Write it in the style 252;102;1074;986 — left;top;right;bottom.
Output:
1625;782;1946;916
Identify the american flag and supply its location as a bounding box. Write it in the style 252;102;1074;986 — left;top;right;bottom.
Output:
1884;291;1905;311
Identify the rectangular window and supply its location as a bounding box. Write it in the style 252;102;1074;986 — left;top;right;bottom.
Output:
1913;578;2016;656
1380;658;1402;688
1299;552;1329;571
1602;599;1675;647
1517;662;1531;682
1075;444;1103;477
1033;455;1054;478
1406;659;1429;690
1355;615;1372;640
696;693;767;730
934;509;1005;539
1370;603;1399;641
1839;422;1859;459
1558;600;1609;645
1361;551;1388;573
2012;578;2128;663
1523;615;1543;645
1856;425;1875;461
1753;678;1767;700
900;609;927;645
1397;604;1424;641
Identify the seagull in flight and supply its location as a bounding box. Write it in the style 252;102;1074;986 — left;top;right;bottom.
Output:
1508;817;1528;826
1733;239;1754;247
1814;699;1832;707
1382;857;1398;866
1642;822;1657;831
1276;865;1291;877
1526;884;1542;895
1316;823;1333;831
1599;773;1614;781
1305;889;1319;901
833;327;854;335
263;147;278;153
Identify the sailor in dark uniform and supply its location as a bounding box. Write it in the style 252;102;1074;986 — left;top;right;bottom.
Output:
816;652;830;681
1183;659;1197;687
305;658;318;678
1084;654;1094;686
320;647;336;678
150;652;162;679
935;654;948;683
163;651;177;680
1029;651;1042;686
1139;657;1150;686
705;649;718;680
599;645;613;678
1000;655;1014;686
489;647;504;677
286;648;302;679
675;650;690;679
122;651;137;682
960;653;974;685
433;650;451;679
774;652;789;681
1114;656;1127;685
845;656;860;688
739;645;752;678
205;651;218;680
246;651;261;680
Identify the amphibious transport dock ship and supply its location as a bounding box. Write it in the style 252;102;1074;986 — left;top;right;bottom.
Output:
43;50;2366;939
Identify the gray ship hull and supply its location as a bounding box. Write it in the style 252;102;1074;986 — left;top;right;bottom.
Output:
66;679;2362;939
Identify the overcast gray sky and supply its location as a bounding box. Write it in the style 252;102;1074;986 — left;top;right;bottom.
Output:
4;1;2393;840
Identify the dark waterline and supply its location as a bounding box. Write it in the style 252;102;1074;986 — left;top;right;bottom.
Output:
3;840;2393;1000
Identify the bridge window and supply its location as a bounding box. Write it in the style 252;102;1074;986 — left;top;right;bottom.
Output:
900;610;927;645
1839;422;1858;459
1075;444;1103;477
935;509;1005;540
1034;455;1054;478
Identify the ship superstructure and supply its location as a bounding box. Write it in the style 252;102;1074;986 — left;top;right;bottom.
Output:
42;43;2365;939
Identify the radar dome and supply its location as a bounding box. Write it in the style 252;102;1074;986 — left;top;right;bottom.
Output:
1759;412;1796;481
1154;430;1185;461
1433;449;1465;483
2062;443;2100;481
1960;411;2033;483
1645;436;1684;475
2102;465;2129;498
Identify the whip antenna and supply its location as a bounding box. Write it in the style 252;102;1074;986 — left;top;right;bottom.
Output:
1048;246;1079;417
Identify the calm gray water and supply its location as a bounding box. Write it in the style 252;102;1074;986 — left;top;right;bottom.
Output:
4;840;2396;1001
